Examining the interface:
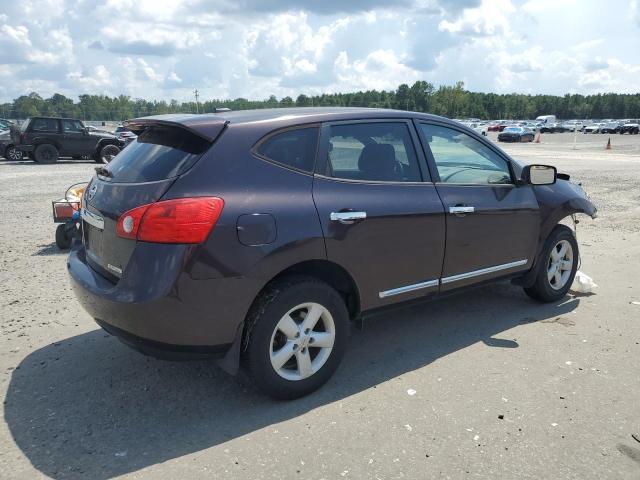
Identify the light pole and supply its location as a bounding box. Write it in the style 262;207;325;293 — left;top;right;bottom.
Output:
194;89;200;114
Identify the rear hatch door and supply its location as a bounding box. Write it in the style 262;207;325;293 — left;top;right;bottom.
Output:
82;117;226;281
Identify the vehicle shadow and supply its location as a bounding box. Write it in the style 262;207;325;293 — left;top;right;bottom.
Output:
4;282;580;479
32;242;66;256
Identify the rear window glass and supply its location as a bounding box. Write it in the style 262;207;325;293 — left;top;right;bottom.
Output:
255;127;319;173
31;118;59;132
106;126;210;183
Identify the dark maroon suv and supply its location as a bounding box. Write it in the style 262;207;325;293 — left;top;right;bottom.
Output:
68;108;596;399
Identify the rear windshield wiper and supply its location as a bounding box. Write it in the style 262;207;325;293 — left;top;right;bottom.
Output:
95;166;111;178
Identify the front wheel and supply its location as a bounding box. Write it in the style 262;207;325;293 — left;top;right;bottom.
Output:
245;276;349;399
524;225;579;303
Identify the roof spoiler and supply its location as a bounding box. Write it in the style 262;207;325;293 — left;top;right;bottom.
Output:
123;114;229;142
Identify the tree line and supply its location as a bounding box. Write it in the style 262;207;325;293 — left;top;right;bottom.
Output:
2;81;639;122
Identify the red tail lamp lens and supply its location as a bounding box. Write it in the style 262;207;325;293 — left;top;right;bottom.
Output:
116;197;224;244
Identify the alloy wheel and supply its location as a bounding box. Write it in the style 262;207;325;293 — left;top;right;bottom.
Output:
269;302;335;381
7;147;22;160
547;239;573;290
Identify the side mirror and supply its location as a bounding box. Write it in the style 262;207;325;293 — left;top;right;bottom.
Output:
82;128;89;134
522;164;556;185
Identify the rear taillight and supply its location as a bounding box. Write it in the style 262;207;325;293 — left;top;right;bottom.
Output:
116;197;224;244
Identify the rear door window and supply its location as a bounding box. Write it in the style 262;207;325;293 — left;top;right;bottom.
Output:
106;126;210;183
324;122;421;182
255;127;319;173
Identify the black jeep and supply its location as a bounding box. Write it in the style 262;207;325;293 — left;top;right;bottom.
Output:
10;117;124;164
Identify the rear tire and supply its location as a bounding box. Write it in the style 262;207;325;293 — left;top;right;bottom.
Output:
245;276;349;400
524;225;578;303
34;144;59;164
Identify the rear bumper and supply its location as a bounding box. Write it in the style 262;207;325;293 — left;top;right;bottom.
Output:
67;242;253;358
95;319;228;360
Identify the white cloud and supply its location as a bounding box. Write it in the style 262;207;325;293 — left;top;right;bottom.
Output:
334;49;420;91
439;0;515;37
0;0;638;102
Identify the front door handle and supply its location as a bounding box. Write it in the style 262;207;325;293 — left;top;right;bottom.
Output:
449;206;475;215
330;211;367;224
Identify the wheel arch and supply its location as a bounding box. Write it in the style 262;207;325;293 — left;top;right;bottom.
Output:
263;259;361;320
33;138;64;153
217;259;361;376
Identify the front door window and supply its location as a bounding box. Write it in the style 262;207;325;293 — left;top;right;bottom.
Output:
419;124;512;184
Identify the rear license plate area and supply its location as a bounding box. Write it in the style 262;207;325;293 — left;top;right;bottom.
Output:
84;222;104;259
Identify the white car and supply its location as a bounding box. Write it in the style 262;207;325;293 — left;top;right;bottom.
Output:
584;124;603;134
471;123;488;136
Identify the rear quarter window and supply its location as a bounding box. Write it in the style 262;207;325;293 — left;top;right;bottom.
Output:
106;126;210;183
30;118;59;132
254;127;319;173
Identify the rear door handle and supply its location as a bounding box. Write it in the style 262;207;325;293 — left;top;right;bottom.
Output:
330;211;367;224
449;206;475;215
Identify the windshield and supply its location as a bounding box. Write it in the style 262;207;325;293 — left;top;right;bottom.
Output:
504;127;521;132
105;126;211;183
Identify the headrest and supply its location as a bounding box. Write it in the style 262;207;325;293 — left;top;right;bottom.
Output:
357;143;397;180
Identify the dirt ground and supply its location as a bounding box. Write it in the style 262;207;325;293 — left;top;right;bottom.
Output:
1;132;640;479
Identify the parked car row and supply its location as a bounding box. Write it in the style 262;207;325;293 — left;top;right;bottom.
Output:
455;117;640;136
583;120;639;134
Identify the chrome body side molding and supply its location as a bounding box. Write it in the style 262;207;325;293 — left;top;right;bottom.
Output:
440;259;528;285
379;279;439;298
378;259;528;298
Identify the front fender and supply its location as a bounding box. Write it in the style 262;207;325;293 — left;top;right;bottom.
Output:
535;179;597;240
514;179;596;288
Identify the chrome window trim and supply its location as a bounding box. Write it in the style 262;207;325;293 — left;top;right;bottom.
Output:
379;279;439;298
441;259;527;285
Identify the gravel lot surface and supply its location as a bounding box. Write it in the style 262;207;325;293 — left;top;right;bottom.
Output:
1;132;640;479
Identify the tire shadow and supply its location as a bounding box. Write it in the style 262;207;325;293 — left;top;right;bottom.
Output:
4;282;579;479
32;243;66;256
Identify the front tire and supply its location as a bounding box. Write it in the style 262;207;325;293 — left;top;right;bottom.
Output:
245;276;349;400
524;225;578;303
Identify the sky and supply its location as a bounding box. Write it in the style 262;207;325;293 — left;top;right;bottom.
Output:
0;0;639;102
